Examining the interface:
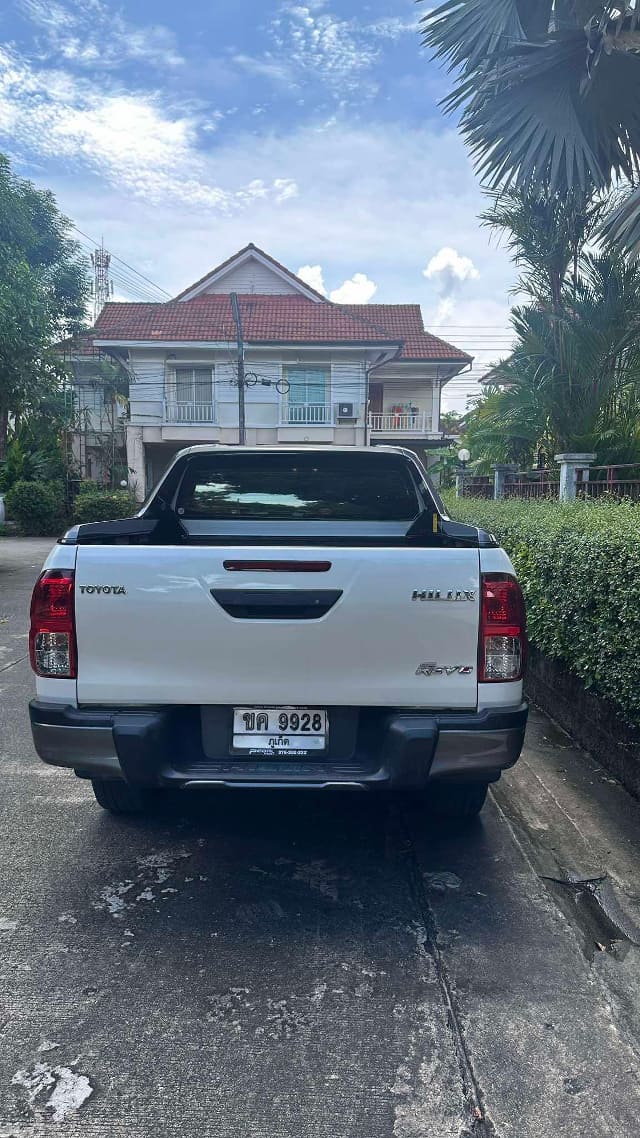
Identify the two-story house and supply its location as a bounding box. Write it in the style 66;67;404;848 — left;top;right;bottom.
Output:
92;244;472;497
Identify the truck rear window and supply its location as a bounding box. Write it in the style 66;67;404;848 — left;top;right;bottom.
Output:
175;452;421;521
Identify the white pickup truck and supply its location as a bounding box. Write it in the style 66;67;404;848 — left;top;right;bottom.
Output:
28;446;527;821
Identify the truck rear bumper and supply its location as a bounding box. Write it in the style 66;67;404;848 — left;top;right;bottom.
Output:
29;701;528;790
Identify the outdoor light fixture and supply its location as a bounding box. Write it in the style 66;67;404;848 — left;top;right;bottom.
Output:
458;448;470;466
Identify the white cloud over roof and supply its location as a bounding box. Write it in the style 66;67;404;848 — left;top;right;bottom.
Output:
330;273;378;304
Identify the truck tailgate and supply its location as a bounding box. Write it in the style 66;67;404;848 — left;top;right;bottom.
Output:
74;545;480;708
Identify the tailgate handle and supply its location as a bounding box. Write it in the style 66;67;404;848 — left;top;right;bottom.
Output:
211;589;342;620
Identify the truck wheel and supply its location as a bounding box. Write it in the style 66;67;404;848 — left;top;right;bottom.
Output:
427;781;488;822
91;779;154;815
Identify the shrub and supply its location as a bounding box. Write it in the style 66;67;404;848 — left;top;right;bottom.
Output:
444;494;640;726
72;485;138;524
4;479;67;536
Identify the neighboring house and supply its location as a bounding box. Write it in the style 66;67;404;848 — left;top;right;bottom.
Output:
60;336;128;486
91;243;472;497
479;365;512;389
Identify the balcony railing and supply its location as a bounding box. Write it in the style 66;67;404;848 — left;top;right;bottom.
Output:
281;403;332;425
368;411;431;434
164;401;216;424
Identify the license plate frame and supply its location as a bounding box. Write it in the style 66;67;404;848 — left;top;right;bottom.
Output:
232;707;328;756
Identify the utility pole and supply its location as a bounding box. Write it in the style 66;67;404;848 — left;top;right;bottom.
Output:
230;292;246;445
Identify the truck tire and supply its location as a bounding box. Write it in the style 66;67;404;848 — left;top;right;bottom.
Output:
91;779;154;815
427;781;489;821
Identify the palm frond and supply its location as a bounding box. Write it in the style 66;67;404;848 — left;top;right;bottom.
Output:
422;1;640;198
465;35;640;192
601;183;640;256
420;0;530;70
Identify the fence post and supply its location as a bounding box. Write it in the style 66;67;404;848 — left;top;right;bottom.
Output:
554;453;596;501
455;468;466;498
493;463;518;501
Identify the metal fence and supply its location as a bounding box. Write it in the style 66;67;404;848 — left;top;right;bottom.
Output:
459;475;494;499
503;470;560;499
577;464;640;502
460;464;640;502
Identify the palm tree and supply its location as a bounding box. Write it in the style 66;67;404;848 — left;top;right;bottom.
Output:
465;252;640;464
480;188;608;304
422;2;640;252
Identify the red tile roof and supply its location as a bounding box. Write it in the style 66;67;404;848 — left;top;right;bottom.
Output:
342;304;470;362
93;295;471;364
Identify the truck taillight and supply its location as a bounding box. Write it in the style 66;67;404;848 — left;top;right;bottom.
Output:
29;570;77;679
479;574;526;683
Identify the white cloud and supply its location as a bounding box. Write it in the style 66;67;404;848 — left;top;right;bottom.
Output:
0;47;297;213
20;0;184;69
234;2;383;99
297;264;328;295
276;4;380;90
330;273;378;303
297;265;378;302
274;179;299;202
367;16;421;39
423;247;480;289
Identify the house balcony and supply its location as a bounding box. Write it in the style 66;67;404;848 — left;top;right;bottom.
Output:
279;403;333;425
164;401;217;424
368;411;432;437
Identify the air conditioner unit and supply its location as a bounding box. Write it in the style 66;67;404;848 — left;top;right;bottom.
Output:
336;402;356;421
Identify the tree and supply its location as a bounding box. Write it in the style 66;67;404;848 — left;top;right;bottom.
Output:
0;154;88;462
462;188;640;466
440;409;465;434
464;252;640;465
421;2;640;253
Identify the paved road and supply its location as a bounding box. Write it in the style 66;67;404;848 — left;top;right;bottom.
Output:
2;537;640;1137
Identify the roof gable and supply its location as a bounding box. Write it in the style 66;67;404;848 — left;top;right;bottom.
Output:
174;244;326;303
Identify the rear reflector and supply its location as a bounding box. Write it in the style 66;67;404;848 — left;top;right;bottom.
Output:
29;570;77;678
479;574;526;683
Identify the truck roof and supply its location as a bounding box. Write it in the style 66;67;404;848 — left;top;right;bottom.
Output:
174;444;419;459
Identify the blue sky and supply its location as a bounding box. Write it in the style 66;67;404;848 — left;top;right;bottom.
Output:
0;0;516;408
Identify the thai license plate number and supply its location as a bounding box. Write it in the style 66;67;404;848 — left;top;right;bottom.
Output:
232;708;328;753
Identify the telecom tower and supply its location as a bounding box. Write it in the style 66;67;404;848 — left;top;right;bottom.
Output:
90;241;114;322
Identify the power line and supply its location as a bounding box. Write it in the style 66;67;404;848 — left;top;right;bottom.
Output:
73;234;167;305
72;225;172;300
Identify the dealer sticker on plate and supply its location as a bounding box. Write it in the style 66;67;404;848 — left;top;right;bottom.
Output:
232;707;328;754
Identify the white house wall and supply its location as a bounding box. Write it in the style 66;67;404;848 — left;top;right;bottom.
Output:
126;350;368;430
202;261;301;296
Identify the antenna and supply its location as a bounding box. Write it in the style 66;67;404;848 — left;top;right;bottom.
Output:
90;239;113;322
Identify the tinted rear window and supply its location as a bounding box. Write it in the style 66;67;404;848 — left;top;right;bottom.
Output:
176;453;421;521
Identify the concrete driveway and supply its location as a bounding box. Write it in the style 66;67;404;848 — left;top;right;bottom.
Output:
1;536;640;1137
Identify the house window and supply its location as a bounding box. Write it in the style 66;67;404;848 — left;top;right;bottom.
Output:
174;366;214;406
78;385;104;412
283;366;330;424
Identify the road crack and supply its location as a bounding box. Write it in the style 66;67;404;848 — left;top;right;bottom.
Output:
0;655;27;674
393;805;500;1138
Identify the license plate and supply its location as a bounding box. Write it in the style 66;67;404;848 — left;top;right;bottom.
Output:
232;707;328;754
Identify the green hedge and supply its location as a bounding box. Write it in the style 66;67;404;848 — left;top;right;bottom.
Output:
444;494;640;726
72;485;138;524
4;480;67;536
